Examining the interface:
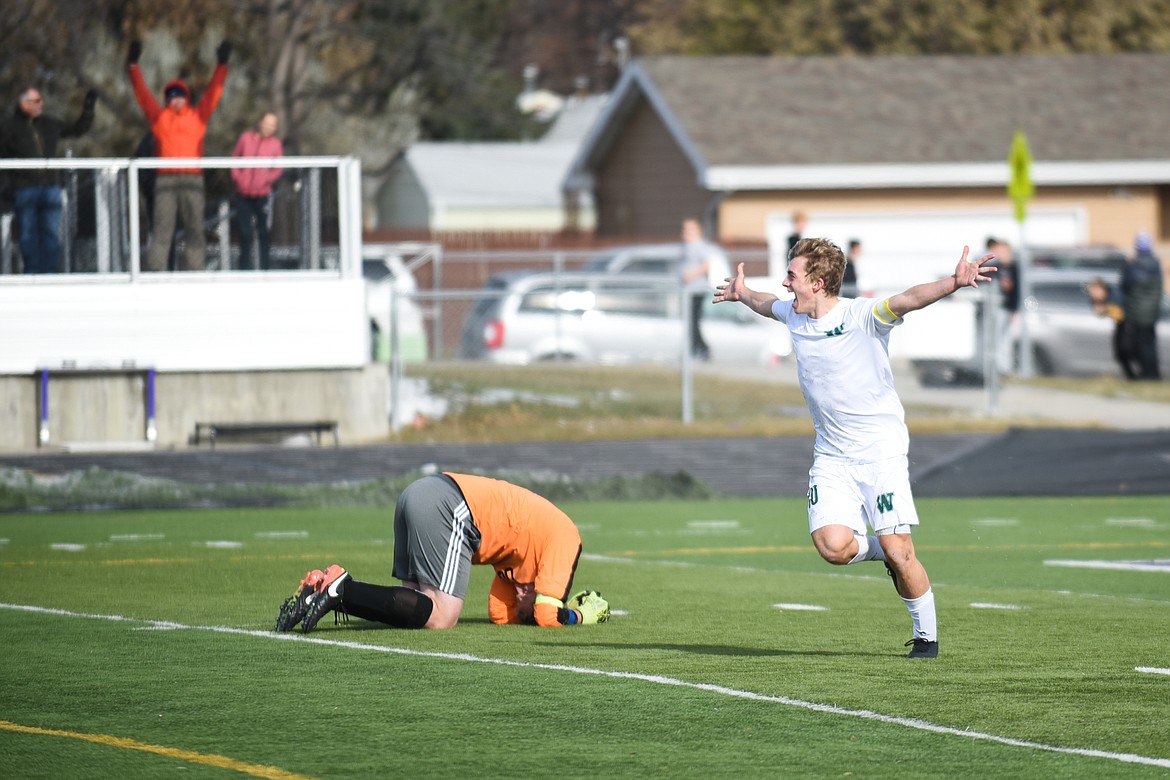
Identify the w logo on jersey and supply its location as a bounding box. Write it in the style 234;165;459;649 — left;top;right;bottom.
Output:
823;324;846;337
876;492;895;513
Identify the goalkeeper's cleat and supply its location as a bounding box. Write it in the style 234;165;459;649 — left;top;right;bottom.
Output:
300;564;350;634
904;638;939;659
574;591;610;625
275;569;325;631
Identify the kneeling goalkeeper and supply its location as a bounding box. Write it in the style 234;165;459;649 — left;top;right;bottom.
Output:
275;472;610;633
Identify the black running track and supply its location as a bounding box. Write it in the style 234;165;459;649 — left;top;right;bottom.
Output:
2;428;1168;498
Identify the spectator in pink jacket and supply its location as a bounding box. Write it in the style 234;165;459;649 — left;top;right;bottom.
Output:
230;111;283;270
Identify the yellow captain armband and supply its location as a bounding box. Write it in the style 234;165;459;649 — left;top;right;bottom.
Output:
873;297;899;325
535;594;564;609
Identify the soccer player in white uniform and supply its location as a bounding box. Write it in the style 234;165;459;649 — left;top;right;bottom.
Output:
715;237;997;658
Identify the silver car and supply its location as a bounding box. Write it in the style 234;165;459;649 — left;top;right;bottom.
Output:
1007;267;1170;376
582;243;684;275
458;269;791;365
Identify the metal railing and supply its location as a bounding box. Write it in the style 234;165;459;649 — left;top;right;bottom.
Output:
0;155;362;277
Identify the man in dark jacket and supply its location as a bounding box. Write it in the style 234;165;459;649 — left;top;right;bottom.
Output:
1122;232;1164;380
0;86;96;273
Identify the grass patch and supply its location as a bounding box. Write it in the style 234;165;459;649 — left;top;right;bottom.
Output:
2;496;1169;778
1009;373;1170;402
0;465;716;514
388;363;1029;443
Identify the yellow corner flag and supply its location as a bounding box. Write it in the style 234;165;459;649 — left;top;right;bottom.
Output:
1007;130;1034;223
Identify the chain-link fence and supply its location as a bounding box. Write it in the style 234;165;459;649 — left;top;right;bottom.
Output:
379;244;769;360
369;243;786;430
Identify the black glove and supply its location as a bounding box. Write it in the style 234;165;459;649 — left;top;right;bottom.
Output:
84;90;98;111
128;40;142;66
216;40;232;65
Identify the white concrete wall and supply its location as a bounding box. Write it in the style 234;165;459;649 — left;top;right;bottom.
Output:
0;273;368;374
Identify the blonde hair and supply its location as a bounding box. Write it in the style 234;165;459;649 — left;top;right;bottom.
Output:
790;237;846;296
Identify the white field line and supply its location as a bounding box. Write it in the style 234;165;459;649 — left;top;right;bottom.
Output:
2;602;1168;770
582;553;1170;605
1044;559;1170;573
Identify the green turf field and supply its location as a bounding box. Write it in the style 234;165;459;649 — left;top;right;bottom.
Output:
2;496;1168;778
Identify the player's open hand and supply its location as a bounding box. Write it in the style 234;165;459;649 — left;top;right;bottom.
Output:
954;245;997;289
714;261;747;303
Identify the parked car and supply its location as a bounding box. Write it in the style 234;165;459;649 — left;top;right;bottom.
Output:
1026;244;1126;272
363;251;428;363
1009;267;1170;376
582;242;732;286
458;269;791;365
916;266;1170;383
582;243;683;275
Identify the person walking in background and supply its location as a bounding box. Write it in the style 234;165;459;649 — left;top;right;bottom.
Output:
786;209;808;256
715;238;997;658
230;111;283;270
988;237;1018;373
127;39;230;271
1121;232;1164;380
274;472;610;633
842;238;861;297
0;86;96;274
1086;276;1137;379
680;217;727;361
991;237;1019;317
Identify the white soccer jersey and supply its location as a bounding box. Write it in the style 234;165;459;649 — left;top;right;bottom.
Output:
771;296;909;462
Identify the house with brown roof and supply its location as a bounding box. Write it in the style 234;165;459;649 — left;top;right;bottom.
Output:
376;94;608;233
565;54;1170;284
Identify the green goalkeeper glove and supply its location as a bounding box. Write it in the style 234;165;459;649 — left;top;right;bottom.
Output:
567;589;610;624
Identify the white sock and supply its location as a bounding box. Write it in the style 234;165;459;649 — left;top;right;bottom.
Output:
902;587;937;641
848;533;886;564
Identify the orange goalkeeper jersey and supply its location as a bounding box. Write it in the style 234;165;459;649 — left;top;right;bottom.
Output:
446;473;581;627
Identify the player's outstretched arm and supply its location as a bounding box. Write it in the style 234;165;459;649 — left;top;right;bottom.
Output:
886;246;997;319
714;262;778;318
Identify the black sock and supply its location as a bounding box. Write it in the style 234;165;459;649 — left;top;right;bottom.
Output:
340;580;434;629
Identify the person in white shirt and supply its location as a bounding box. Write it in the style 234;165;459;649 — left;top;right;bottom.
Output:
680;217;728;360
714;237;997;658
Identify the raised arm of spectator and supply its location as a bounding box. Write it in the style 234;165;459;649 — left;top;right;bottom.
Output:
197;41;231;123
63;90;97;138
127;49;161;123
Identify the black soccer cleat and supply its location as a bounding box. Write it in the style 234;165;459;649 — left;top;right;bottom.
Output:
275;569;325;631
904;638;939;659
300;565;350;633
883;561;901;594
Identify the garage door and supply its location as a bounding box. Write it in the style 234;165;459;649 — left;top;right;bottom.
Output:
766;206;1086;295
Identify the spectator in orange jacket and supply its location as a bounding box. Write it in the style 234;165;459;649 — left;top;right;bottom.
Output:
127;39;230;271
274;473;611;632
230;111;283;270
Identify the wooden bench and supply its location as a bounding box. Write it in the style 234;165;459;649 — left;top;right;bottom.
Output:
192;421;339;448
